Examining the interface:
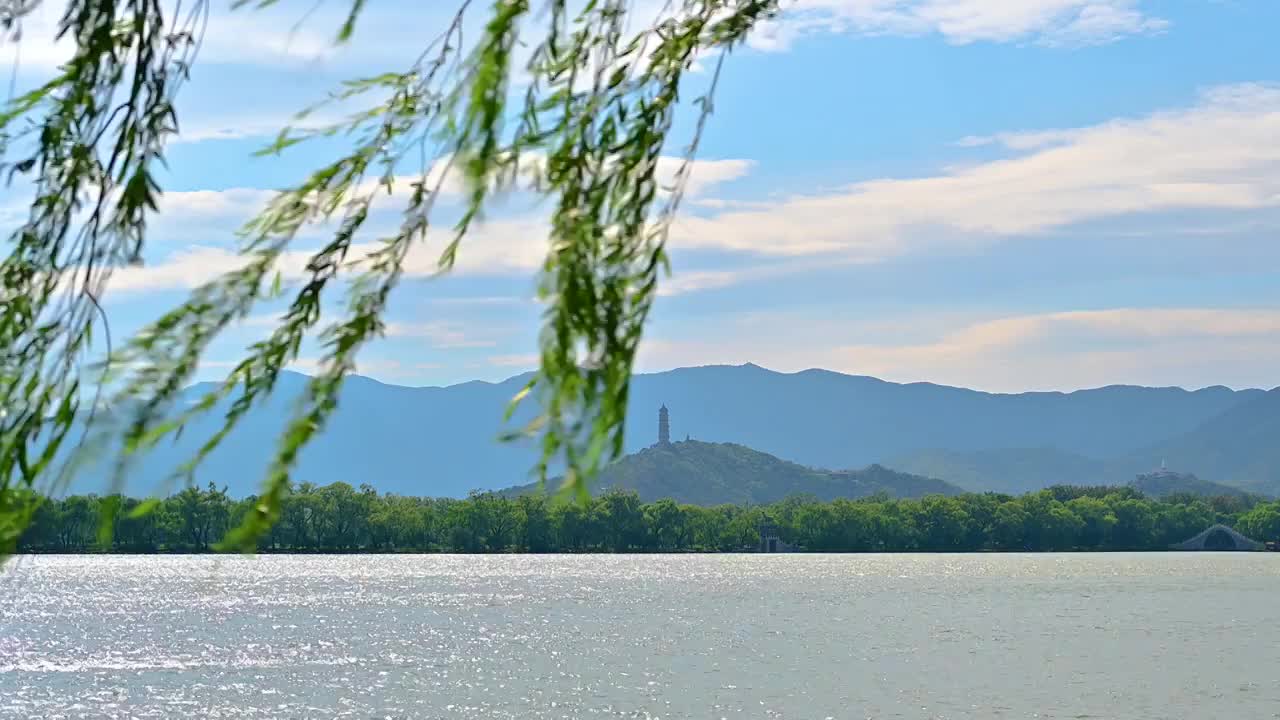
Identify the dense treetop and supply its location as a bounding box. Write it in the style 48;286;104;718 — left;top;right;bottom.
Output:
9;482;1280;554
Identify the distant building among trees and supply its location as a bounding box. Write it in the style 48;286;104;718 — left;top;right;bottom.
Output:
1139;459;1178;482
758;515;796;553
657;404;671;446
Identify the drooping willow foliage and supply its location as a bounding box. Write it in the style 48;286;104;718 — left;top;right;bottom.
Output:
0;0;780;555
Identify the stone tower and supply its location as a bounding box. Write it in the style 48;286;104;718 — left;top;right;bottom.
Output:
658;405;670;445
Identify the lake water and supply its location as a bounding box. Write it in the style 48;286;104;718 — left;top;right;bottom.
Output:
2;554;1278;719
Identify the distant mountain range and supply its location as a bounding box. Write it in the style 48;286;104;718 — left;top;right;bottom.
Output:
889;388;1280;497
64;363;1278;498
501;440;960;504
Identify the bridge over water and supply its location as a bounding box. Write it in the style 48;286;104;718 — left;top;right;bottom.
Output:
1170;524;1263;551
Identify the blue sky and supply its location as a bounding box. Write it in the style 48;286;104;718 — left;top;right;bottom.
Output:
5;0;1280;392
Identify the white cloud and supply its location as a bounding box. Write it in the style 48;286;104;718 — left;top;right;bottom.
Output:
172;111;351;145
97;151;752;292
1;1;338;74
657;158;755;198
423;153;751;200
0;0;1170;95
670;83;1280;260
148;152;747;223
206;306;1280;391
657;269;748;297
278;357;417;378
831;308;1280;390
487;353;539;368
40;82;1280;304
101;77;1280;299
199;11;338;66
426;295;532;307
383;321;497;349
107;246;258;293
227;314;498;351
157;188;277;219
754;0;1168;51
837;308;1280;364
105;211;550;295
655;255;852;297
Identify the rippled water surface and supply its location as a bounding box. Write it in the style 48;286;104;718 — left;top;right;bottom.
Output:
3;553;1279;719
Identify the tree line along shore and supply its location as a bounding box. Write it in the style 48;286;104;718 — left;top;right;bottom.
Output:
5;482;1280;554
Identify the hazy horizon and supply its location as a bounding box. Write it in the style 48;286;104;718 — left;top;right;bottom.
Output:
252;361;1278;395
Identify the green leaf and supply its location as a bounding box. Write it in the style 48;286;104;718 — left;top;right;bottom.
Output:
128;498;162;519
504;377;536;422
337;0;368;43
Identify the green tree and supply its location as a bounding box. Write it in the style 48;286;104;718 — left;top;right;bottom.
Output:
1066;496;1116;549
171;483;231;551
515;494;553;553
315;482;371;549
1238;502;1280;542
13;492;56;552
596;490;646;552
912;496;974;551
957;493;1002;550
551;499;594;552
680;505;717;551
870;501;918;551
279;483;322;550
1150;500;1214;547
0;0;783;558
481;494;519;552
1039;505;1084;551
114;496;163;551
645;498;690;550
11;481;1271;554
56;495;97;550
720;506;763;551
992;501;1030;551
1109;498;1155;550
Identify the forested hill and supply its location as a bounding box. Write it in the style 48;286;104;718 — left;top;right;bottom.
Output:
501;440;961;504
1129;471;1258;500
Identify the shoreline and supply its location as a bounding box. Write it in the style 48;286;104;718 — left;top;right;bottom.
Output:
8;547;1275;556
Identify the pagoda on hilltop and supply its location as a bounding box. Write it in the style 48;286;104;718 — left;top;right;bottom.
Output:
657;404;671;446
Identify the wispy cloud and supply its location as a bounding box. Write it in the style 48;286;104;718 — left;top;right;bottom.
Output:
830;308;1280;390
104;212;548;294
753;0;1169;51
487;353;539;369
2;1;340;74
278;357;421;379
656;256;859;297
41;81;1280;308
152;153;748;221
637;307;1280;392
383;321;498;349
101;153;753;292
1;0;1172;91
171;110;351;145
425;295;532;307
670;83;1280;260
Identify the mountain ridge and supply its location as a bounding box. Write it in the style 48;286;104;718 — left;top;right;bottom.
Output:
62;363;1275;499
